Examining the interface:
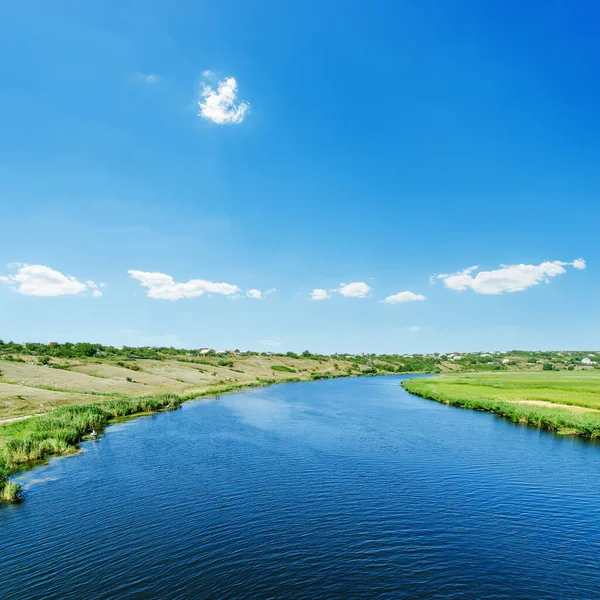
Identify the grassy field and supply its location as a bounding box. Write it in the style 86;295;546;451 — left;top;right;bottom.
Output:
402;371;600;438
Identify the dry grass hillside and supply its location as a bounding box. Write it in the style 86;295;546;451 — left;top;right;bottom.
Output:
0;354;358;421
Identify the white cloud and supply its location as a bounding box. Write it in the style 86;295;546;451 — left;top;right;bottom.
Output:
198;76;249;124
0;264;100;297
405;326;421;333
338;282;371;298
247;288;275;299
310;288;331;301
383;291;427;304
433;259;586;295
128;270;240;300
260;339;281;347
134;72;162;84
92;290;102;298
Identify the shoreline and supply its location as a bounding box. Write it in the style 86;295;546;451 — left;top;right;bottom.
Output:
402;376;600;440
1;372;372;503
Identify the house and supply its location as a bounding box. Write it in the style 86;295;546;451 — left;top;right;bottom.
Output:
581;357;594;366
229;349;241;355
502;358;510;364
451;355;462;361
198;348;211;355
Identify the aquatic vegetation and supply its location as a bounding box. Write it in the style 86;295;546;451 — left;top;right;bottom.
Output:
0;480;22;502
0;394;182;502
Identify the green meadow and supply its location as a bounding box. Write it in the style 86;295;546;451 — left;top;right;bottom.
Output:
403;371;600;438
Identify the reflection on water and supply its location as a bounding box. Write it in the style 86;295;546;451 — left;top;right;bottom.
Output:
2;375;600;600
220;394;295;430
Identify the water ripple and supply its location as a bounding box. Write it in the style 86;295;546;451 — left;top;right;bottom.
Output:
2;376;600;599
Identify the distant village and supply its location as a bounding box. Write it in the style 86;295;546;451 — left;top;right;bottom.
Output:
1;340;598;373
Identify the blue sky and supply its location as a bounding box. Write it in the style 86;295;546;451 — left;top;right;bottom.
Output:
0;1;598;353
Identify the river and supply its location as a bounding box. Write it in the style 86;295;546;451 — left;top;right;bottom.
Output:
1;375;600;599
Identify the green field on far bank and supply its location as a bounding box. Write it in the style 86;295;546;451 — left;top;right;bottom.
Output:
403;371;600;439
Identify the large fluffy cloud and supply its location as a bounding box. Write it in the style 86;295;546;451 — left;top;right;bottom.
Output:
383;291;426;304
0;264;102;297
433;259;586;295
338;282;371;298
128;270;240;300
198;76;249;124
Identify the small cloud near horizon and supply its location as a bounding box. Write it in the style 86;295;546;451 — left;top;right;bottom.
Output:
247;288;276;300
338;282;371;298
310;288;331;301
382;291;426;304
405;326;421;333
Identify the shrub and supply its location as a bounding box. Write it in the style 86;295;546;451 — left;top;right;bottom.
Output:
271;365;297;373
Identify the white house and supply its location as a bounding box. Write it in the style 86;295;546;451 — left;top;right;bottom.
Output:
582;357;594;366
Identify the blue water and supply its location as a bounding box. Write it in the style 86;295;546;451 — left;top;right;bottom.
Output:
2;375;600;599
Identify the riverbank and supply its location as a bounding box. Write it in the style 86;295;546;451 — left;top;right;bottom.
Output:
0;353;367;422
402;372;600;439
0;374;347;502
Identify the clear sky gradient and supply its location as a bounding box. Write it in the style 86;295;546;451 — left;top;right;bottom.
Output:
1;1;598;353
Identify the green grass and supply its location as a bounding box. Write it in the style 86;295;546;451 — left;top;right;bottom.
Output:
271;365;297;373
402;372;600;438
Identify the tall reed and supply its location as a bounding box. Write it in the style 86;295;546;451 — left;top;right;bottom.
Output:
0;394;182;502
